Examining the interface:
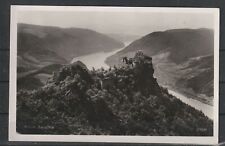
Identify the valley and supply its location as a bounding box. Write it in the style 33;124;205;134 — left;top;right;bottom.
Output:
17;25;214;121
106;28;214;106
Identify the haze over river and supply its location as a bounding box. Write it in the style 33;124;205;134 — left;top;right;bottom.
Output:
71;42;213;120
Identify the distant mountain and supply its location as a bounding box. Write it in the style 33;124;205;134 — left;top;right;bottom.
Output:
17;53;213;136
107;28;213;65
106;28;214;105
17;23;124;89
17;23;124;70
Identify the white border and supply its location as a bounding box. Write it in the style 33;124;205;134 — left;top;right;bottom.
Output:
9;6;220;144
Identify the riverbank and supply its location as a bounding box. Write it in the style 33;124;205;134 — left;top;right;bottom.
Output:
168;90;213;120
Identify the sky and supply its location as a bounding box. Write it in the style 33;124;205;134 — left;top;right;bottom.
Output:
17;7;216;36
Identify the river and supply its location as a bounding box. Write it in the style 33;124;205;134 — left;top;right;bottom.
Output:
71;42;130;69
71;42;213;120
168;90;213;120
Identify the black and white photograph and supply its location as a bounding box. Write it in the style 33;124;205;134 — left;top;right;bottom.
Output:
9;6;219;144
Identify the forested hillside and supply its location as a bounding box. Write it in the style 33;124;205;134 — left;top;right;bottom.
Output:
17;53;213;136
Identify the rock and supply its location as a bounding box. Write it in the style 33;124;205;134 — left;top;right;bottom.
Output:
17;52;213;136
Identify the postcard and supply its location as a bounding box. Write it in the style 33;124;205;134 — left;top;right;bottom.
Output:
9;6;219;144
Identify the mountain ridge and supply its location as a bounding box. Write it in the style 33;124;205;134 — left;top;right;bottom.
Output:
17;23;124;89
108;28;213;64
106;28;214;104
17;23;124;70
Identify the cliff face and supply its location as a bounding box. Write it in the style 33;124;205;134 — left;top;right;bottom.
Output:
17;53;213;136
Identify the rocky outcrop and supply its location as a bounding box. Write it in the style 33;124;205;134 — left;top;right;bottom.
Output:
17;52;213;136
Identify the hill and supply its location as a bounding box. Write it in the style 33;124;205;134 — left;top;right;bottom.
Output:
17;23;124;71
106;28;214;104
106;28;213;65
17;53;213;136
17;23;124;89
